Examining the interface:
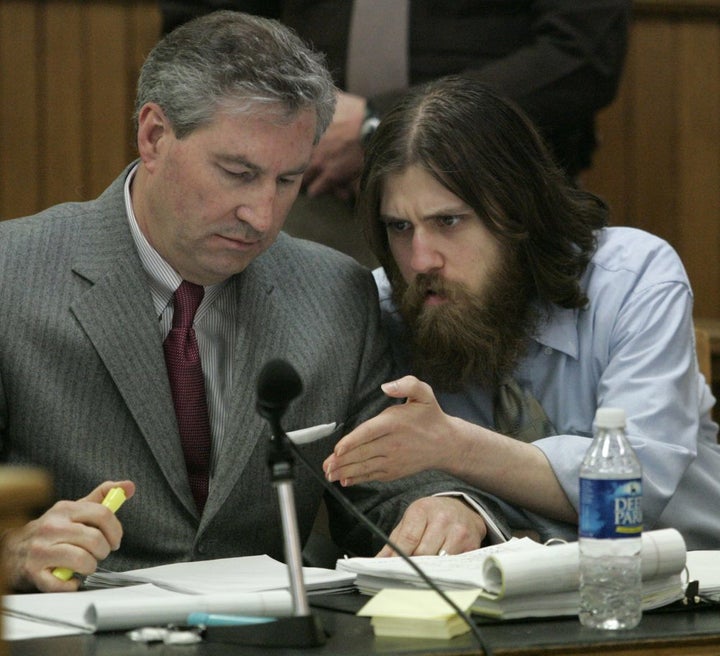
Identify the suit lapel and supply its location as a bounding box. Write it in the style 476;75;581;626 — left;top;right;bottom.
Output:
69;167;196;514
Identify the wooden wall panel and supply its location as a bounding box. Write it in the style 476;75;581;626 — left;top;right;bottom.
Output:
586;54;633;222
630;21;680;241
85;3;134;197
676;22;720;319
0;1;160;220
584;2;720;321
43;1;85;205
0;2;41;220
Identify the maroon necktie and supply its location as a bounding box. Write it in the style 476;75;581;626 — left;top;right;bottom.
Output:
163;281;211;513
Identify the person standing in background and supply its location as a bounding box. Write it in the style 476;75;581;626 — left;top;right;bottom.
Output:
158;1;631;265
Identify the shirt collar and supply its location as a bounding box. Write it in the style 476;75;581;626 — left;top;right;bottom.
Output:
124;164;181;315
531;301;580;360
123;164;226;318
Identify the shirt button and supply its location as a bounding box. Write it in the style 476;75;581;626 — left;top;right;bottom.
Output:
544;347;553;355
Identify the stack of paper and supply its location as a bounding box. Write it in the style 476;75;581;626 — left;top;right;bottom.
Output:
338;538;539;595
337;529;690;620
3;585;292;639
84;554;355;595
685;551;720;602
2;554;355;641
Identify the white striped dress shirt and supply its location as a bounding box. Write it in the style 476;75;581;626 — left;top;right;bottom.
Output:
123;165;235;483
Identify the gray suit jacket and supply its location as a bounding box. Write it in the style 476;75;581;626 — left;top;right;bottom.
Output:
0;165;504;571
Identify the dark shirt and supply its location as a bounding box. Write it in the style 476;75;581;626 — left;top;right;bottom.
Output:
159;0;631;176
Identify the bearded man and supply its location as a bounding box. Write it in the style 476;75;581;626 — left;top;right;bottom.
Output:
322;76;720;550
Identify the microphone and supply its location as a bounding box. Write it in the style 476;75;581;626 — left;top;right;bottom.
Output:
204;358;325;648
260;360;494;655
256;358;303;422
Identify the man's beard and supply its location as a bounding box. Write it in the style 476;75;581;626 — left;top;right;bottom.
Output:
391;251;539;393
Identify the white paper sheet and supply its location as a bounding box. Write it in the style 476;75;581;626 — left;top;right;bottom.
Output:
2;554;353;640
84;554;354;594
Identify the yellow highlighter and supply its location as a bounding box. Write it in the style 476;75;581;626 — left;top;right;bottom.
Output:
52;486;127;581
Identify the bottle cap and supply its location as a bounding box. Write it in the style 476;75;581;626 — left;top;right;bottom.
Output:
594;407;626;428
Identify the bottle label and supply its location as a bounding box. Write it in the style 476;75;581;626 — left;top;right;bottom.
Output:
579;478;643;539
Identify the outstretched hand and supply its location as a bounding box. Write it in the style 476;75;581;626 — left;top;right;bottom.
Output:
323;375;456;486
1;480;135;592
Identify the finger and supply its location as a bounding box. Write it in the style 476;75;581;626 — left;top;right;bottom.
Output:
330;415;390;458
379;378;408;400
73;482;134;550
48;529;111;576
326;426;395;480
381;375;434;404
328;455;389;486
376;542;395;558
51;503;120;557
375;523;406;558
380;525;442;558
379;509;433;558
36;567;83;593
80;480;135;505
325;449;377;483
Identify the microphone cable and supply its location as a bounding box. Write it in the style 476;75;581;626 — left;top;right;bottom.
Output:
286;437;494;656
255;358;492;654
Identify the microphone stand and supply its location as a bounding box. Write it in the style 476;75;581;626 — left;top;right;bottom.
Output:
204;415;326;648
268;429;311;616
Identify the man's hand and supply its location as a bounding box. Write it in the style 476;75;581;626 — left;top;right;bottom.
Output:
1;480;135;592
325;376;579;525
324;376;456;486
303;91;366;199
378;496;487;557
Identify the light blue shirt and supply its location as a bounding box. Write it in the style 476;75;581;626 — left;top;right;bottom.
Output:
375;227;720;549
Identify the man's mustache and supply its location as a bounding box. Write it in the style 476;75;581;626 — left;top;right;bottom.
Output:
405;273;465;304
219;223;265;242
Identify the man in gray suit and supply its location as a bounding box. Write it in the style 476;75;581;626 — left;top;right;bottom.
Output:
0;11;505;593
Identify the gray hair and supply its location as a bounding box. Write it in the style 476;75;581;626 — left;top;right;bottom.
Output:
134;10;336;142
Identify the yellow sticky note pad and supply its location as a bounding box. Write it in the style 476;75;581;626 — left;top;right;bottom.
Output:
357;588;482;639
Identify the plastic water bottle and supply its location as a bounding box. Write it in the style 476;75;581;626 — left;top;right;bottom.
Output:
578;407;643;629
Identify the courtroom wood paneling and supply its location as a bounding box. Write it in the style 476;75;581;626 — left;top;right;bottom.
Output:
0;1;161;221
676;21;720;320
44;2;84;205
0;2;41;220
635;0;720;15
85;3;136;197
583;3;720;320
